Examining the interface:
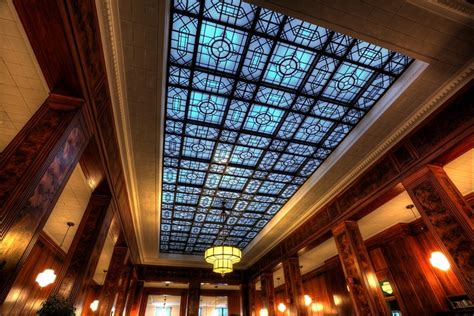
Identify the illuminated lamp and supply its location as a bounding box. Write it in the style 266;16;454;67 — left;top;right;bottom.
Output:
90;300;99;312
36;222;74;287
259;308;269;316
304;294;312;306
205;245;241;277
277;302;287;312
430;251;450;271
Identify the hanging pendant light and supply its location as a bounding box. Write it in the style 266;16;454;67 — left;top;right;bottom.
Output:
36;222;74;287
205;201;241;276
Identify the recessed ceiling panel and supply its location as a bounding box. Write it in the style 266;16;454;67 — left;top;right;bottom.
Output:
160;0;413;255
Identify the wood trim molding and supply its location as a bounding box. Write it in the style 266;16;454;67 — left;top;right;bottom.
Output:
138;265;246;285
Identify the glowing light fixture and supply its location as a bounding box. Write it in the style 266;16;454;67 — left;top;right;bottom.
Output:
35;222;74;287
90;300;99;312
259;308;269;316
277;303;287;313
304;295;312;306
205;245;241;276
205;201;241;276
430;251;450;271
312;303;323;312
333;295;342;306
35;269;57;287
380;281;393;295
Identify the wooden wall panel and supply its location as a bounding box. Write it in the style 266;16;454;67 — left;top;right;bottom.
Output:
302;260;353;316
1;234;65;316
366;220;466;314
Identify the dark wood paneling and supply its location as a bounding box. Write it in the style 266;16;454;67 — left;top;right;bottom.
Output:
403;165;474;300
365;220;466;315
138;265;245;285
98;241;129;315
114;263;133;315
301;257;353;316
81;283;101;316
260;273;275;316
187;281;201;316
130;280;145;316
55;188;113;314
332;221;389;315
12;1;81;97
0;98;87;303
13;0;141;267
282;257;306;315
1;234;65;316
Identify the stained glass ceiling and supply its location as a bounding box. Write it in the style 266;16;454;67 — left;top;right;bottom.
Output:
160;0;413;255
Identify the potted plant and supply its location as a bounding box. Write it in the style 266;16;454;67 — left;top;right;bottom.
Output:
37;295;76;316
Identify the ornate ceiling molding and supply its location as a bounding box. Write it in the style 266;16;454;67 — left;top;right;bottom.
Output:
95;0;145;260
408;0;474;25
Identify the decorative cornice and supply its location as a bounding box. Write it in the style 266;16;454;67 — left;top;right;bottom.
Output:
339;60;474;193
408;0;474;25
95;0;145;261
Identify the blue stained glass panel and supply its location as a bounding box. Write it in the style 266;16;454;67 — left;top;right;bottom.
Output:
196;21;247;74
161;0;413;255
264;43;315;89
243;104;284;134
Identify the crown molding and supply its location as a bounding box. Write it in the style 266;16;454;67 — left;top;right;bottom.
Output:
95;0;146;262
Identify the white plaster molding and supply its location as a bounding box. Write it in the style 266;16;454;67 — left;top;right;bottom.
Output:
95;0;146;261
409;0;474;26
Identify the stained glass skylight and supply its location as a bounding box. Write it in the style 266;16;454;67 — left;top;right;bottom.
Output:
161;0;413;255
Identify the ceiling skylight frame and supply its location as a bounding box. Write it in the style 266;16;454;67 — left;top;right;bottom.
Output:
160;0;413;255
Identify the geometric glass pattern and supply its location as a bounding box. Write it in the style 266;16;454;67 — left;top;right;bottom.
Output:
161;0;413;255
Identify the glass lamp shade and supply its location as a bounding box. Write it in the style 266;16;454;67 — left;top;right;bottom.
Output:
205;245;241;276
35;269;56;287
90;300;99;312
277;303;287;312
430;251;450;271
259;308;269;316
304;295;312;306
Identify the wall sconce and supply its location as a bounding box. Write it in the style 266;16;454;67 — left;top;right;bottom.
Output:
36;222;74;287
430;251;450;271
259;308;269;316
304;295;312;306
35;269;57;287
311;302;323;312
380;281;393;295
90;300;99;312
333;295;341;306
277;303;287;312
